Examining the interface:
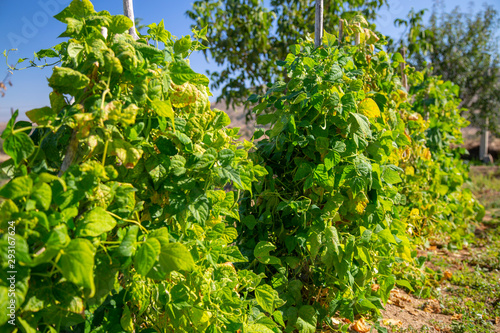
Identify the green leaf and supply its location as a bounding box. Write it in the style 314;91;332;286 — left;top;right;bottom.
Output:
218;167;244;189
35;48;58;59
170;61;209;86
293;163;313;181
291;92;307;104
296;305;317;333
0;176;33;200
350;113;371;138
382;166;402;185
313;164;329;182
380;274;396;303
242;215;257;230
149;227;169;247
377;229;397;244
121;304;134;332
109;15;132;34
245;324;275;333
135;238;161;276
1;110;17;139
315;137;329;154
117;225;139;257
48;67;90;96
109;138;143;168
68;0;95;18
358;298;379;311
76;207;116;237
395;279;415;292
325;226;340;255
158;243;195;273
326;64;343;82
174;36;192;54
0;199;18;226
392;52;405;63
254;241;281;265
342;92;357;113
26;106;56;125
3;132;35;166
255;284;278;314
31;182;52;211
151;99;175;131
57;238;95;295
324;151;340;170
188;196;209;223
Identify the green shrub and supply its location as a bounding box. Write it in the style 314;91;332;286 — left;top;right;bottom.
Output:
0;1;270;331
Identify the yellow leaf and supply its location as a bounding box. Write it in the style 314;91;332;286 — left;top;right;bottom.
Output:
422;148;431;160
170;82;199;108
382;318;403;327
358;98;380;118
352;318;370;333
355;199;368;214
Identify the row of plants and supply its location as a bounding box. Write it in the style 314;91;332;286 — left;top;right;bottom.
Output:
0;1;482;332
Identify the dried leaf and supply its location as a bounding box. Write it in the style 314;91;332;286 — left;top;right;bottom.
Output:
351;318;370;333
451;313;463;320
382;319;403;327
371;284;380;292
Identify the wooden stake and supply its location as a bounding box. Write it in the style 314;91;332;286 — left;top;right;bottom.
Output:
400;47;408;91
339;19;343;44
315;0;324;48
354;23;360;45
123;0;139;40
480;117;492;163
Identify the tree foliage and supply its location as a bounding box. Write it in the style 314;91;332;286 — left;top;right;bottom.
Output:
394;5;500;135
187;0;387;119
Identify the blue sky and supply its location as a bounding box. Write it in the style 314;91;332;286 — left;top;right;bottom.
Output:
0;0;499;122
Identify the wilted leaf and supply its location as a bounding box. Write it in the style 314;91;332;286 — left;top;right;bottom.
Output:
352;318;370;333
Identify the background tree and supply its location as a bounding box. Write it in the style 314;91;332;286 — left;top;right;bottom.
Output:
187;0;387;118
393;5;500;135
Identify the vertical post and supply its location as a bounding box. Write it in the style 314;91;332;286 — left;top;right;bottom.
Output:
354;23;360;45
480;117;491;163
400;47;408;91
123;0;139;40
10;107;14;116
315;0;324;48
339;19;344;44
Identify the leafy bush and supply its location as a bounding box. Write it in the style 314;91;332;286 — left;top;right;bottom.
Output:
238;19;416;330
0;1;483;332
0;1;271;331
399;75;484;245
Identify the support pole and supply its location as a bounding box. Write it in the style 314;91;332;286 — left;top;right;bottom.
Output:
480;118;492;163
123;0;139;40
400;47;408;91
354;23;360;45
314;0;323;48
339;19;344;44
